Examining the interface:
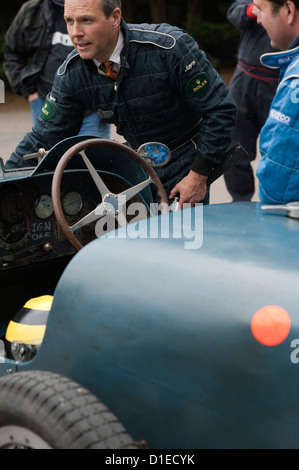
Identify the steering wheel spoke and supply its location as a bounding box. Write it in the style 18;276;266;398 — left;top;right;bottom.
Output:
115;210;128;228
69;204;105;232
79;149;110;198
119;177;152;202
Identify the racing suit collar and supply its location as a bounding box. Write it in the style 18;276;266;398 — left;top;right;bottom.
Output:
260;36;299;70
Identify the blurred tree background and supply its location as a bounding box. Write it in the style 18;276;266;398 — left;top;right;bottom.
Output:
0;0;240;88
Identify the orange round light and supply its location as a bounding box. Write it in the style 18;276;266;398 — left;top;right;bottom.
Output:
251;305;291;346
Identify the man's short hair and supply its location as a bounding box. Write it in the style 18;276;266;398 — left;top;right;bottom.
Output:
62;0;122;17
102;0;122;17
270;0;299;12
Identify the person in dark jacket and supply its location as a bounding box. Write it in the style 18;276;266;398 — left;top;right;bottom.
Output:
4;0;110;138
5;0;237;206
224;0;279;201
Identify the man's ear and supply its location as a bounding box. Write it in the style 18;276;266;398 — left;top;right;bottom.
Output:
285;0;297;24
111;8;121;29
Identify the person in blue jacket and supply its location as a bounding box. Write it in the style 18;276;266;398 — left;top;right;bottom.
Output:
224;0;279;201
254;0;299;204
5;0;236;206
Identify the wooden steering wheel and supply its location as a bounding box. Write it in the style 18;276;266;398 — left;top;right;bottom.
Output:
51;139;168;251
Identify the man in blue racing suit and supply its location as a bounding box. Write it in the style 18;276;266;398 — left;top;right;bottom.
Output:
254;0;299;204
5;0;236;206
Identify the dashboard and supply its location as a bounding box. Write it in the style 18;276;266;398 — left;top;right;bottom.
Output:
0;169;127;271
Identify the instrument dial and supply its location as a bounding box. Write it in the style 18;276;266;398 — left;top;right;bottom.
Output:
62;191;83;216
34;194;53;220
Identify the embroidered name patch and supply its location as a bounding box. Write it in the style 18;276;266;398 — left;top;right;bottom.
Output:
185;60;196;73
187;72;210;96
40;100;56;120
270;109;291;126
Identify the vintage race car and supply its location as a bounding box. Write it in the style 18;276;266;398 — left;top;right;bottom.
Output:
0;136;298;449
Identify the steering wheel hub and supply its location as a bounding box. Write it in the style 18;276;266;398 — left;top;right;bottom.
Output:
102;193;123;215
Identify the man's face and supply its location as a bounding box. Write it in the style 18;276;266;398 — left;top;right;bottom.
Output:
64;0;121;62
254;0;292;50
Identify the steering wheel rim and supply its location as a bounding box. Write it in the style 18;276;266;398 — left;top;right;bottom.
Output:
51;138;168;251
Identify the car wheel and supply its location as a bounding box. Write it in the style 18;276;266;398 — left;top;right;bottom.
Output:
0;370;137;449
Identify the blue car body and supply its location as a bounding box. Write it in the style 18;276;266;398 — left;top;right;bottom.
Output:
0;138;299;448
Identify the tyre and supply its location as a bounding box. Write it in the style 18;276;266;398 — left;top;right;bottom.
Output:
0;370;137;449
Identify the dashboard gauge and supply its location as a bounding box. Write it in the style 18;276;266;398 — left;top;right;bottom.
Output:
62;191;83;216
34;194;53;220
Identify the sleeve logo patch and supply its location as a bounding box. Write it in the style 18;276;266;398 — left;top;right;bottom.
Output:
41;100;56;120
269;109;291;126
187;72;210;96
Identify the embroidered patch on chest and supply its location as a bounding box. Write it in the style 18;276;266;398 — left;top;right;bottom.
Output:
40;100;56;120
187;72;210;96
